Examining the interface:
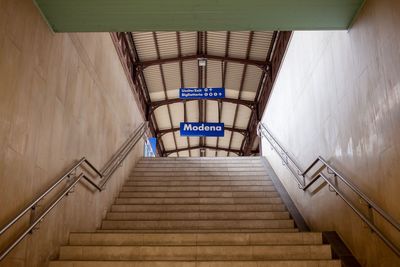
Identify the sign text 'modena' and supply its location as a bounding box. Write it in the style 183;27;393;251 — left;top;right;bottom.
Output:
180;122;224;137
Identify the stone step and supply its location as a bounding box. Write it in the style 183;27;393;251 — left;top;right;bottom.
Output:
133;167;266;172
127;176;269;181
114;197;283;205
111;204;287;212
119;191;281;198
139;157;261;161
124;181;274;186
101;219;295;230
135;163;265;168
59;244;332;261
96;229;300;233
68;232;322;246
131;172;267;177
121;186;277;192
50;260;341;267
106;211;290;221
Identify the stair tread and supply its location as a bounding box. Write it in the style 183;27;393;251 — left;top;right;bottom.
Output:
50;260;341;267
69;232;323;246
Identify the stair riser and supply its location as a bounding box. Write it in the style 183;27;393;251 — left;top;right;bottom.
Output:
133;168;266;172
110;204;287;212
125;181;274;186
128;176;269;181
121;186;277;192
101;220;294;230
96;229;300;233
69;232;322;246
132;172;267;177
135;163;265;168
106;212;290;221
59;245;332;261
114;198;283;205
50;260;341;267
119;191;281;198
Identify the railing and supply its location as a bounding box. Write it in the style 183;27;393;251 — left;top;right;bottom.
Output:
0;121;150;261
258;122;400;257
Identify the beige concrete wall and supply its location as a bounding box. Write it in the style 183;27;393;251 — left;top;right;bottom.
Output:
0;0;145;266
261;0;400;266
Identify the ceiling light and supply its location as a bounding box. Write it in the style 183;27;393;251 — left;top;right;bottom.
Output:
198;58;207;67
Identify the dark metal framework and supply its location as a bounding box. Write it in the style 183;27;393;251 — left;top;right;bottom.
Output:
111;31;292;157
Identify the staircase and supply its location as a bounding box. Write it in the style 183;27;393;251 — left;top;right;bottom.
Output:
50;157;341;266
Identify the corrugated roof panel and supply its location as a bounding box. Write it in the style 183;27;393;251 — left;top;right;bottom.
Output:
179;150;190;157
161;62;181;98
143;66;164;94
218;150;228;157
186;99;199;122
182;60;198;88
250;31;274;60
169;103;184;128
218;132;232;147
231;133;244;150
228;31;251;59
132;32;158;61
225;63;244;98
149;91;166;102
162;133;176;150
155;32;178;58
175;133;188;149
206;101;219;123
242;66;263;93
241;91;257;101
179;31;197;56
206;137;217;147
206;61;222;88
235;105;252;129
189;137;200;147
154;106;171;129
191;149;200;157
221;102;236;126
207;31;227;57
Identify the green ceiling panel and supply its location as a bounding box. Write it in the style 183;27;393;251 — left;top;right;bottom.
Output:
34;0;365;32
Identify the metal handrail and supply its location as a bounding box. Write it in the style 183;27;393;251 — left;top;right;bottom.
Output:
0;121;149;261
258;122;400;257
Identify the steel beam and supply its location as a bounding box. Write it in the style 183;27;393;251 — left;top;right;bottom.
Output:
157;126;247;137
140;54;268;71
151;98;255;111
242;31;292;156
165;146;241;156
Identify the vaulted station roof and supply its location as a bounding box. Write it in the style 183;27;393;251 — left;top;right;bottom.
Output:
131;31;275;157
110;31;291;157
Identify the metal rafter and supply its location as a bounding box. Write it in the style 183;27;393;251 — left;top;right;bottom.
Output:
140;54;268;71
152;32;179;157
204;31;208;156
127;33;168;156
157;126;247;137
176;31;191;157
227;31;254;156
151;98;254;111
197;31;205;156
240;32;277;154
242;31;292;156
165;146;241;156
111;32;165;156
215;31;231;157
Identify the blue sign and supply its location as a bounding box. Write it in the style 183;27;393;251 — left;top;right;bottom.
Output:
148;138;157;153
180;122;225;137
180;88;225;99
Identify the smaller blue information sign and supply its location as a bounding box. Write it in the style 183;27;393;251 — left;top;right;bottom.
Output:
180;88;225;99
180;122;224;137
